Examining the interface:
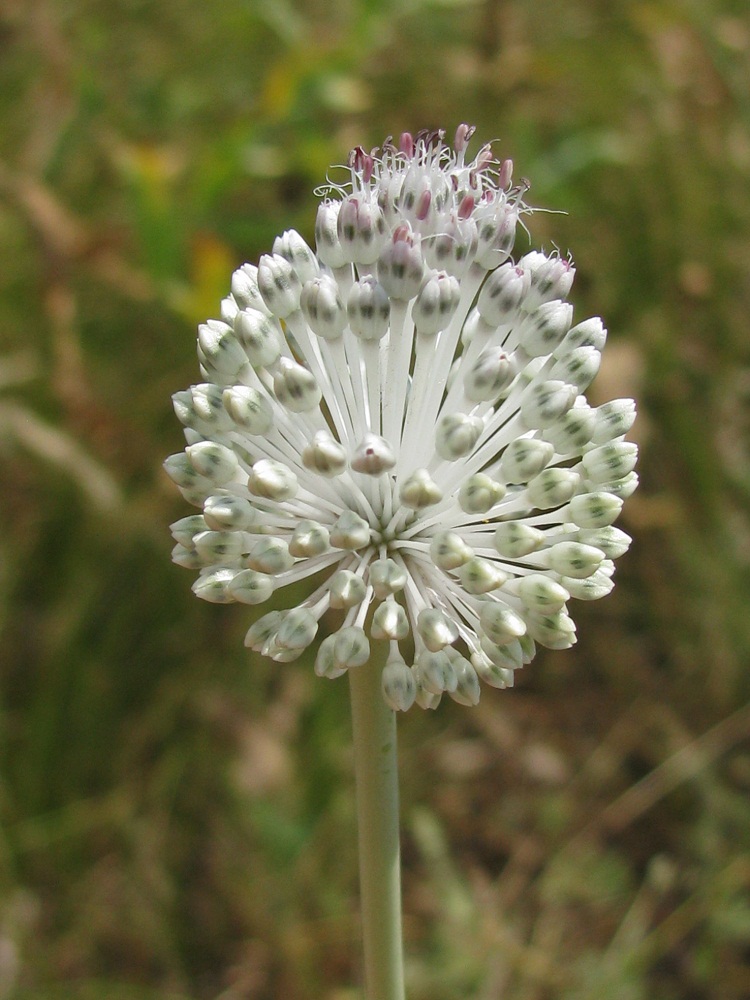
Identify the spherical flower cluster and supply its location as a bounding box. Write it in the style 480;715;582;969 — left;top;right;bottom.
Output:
166;126;637;711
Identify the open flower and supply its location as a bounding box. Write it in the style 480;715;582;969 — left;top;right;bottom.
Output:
166;126;637;711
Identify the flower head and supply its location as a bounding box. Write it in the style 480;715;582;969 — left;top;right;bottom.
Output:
166;126;637;711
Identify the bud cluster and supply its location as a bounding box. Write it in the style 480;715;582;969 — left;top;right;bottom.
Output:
167;126;637;710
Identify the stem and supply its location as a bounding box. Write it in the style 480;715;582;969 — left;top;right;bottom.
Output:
349;654;406;1000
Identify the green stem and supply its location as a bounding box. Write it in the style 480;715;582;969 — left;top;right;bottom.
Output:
349;654;406;1000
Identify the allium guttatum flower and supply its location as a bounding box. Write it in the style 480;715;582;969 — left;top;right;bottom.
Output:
166;126;637;711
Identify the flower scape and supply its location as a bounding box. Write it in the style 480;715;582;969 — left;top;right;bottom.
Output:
166;126;637;711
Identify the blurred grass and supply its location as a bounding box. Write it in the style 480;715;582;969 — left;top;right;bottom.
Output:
2;0;750;997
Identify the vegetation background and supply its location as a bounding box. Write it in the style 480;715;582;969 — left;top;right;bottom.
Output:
2;0;750;997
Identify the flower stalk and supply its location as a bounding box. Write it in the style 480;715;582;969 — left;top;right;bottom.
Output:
349;651;405;1000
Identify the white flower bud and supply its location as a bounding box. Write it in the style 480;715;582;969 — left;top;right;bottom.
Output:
526;468;581;509
368;558;407;599
494;520;545;557
430;530;473;570
228;569;275;605
561;569;615;601
555;316;607;353
190;383;232;427
351;433;397;475
203;493;258;531
521;300;573;357
415;649;457;694
186;441;239;484
399;469;443;509
330;511;371;549
395;163;431;220
458;473;505;513
591;399;637;444
546;541;605;579
458;557;507;594
273;358;322;413
446;651;481;706
171;391;201;430
300;276;347;341
301;430;347;477
221;292;239;323
519;252;575;306
412;271;460;335
247;459;298;502
596;472;639;499
246;536;294;574
515;573;570;613
382;657;417;712
193;529;244;563
334;626;370;667
474;199;518;269
423;215;479;277
315;201;347;269
568;490;624;528
289;520;330;557
276;608;319;650
543;402;596;453
233;309;282;368
518;634;537;663
177;483;214;509
377;225;425;300
257;253;302;318
171;543;204;570
230;263;270;313
329;569;367;609
599;558;616;578
170;514;208;545
337;196;388;265
314;634;348;679
417;608;459;651
244;611;284;649
476;262;528;326
549;345;601;392
415;687;442;710
582;441;639;483
479;602;527;645
520;380;578;429
472;650;516;689
197;320;250;381
192;568;236;604
435;412;483;460
272;230;319;284
266;639;305;663
478;634;523;671
371;599;409;640
172;389;200;428
222;386;273;435
525;609;577;648
463;348;516;402
577;525;631;559
347;276;391;341
500;437;554;483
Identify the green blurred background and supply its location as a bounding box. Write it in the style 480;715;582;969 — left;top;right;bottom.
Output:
2;0;750;997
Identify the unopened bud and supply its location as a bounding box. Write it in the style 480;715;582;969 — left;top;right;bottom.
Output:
435;412;484;460
347;276;391;341
399;469;443;509
257;253;302;318
273;358;322;413
246;536;294;574
302;430;347;477
247;459;298;501
330;511;371;550
382;657;417;712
